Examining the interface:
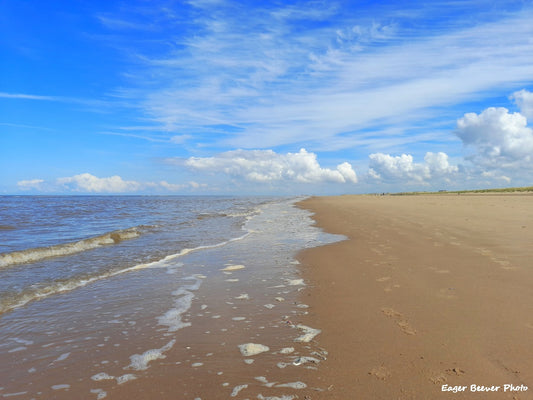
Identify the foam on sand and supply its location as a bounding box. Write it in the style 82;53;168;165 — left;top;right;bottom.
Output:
276;381;307;389
238;343;270;356
221;264;246;271
230;384;248;397
286;278;305;286
126;339;176;371
294;324;321;342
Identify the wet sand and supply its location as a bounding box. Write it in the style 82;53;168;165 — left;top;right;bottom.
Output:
297;194;533;399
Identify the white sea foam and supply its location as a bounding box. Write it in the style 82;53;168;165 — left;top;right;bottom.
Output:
230;384;248;397
91;373;114;381
221;264;246;271
257;394;296;400
90;389;108;400
286;279;305;286
51;384;70;390
2;392;28;398
294;325;321;343
53;352;70;362
279;347;294;354
276;382;307;389
126;340;176;371
116;374;137;384
238;343;269;356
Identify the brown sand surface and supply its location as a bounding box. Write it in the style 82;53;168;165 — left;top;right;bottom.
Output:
297;194;533;399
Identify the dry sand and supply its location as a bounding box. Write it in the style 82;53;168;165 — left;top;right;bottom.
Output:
297;194;533;399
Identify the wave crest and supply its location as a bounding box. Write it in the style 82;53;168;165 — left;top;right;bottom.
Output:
0;227;141;268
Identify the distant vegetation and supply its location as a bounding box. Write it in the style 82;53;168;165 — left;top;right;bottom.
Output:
390;186;533;196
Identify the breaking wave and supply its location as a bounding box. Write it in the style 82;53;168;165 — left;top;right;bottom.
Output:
0;232;249;315
0;227;142;268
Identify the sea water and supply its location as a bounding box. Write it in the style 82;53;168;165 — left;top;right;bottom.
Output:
0;196;343;399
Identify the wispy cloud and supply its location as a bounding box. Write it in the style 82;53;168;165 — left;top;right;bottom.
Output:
0;92;58;101
103;1;533;154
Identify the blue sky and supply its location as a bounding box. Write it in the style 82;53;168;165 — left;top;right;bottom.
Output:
2;0;533;195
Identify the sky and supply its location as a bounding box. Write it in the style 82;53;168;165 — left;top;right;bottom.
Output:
1;0;533;195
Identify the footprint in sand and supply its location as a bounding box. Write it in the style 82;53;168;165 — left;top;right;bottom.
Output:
381;307;402;318
397;320;417;335
438;287;457;299
381;307;417;335
446;367;466;376
429;373;447;384
383;284;400;292
368;366;391;380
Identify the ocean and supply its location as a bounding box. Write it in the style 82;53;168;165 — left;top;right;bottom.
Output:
0;196;343;399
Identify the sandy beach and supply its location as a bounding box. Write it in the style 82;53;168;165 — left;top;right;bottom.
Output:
297;194;533;399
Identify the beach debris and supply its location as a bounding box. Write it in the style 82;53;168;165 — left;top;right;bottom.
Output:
238;343;270;356
275;297;285;302
264;304;276;309
244;359;254;364
235;293;250;300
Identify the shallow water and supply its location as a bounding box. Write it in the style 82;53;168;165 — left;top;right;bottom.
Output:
0;196;343;399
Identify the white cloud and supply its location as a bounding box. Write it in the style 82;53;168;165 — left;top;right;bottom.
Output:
56;173;142;193
456;107;533;168
17;174;205;193
114;3;533;151
368;152;457;183
511;89;533;119
17;179;45;190
424;152;459;175
184;148;358;184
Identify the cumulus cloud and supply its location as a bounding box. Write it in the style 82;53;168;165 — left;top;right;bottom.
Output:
184;148;358;184
56;173;142;193
455;106;533;168
368;152;457;183
511;89;533;119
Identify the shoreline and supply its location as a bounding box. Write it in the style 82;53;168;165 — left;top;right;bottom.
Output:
297;194;533;399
